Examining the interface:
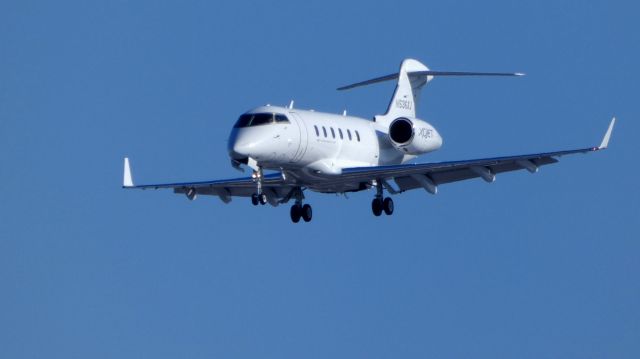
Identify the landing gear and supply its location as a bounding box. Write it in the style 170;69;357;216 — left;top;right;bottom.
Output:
290;204;301;223
289;187;312;223
301;204;312;222
372;197;383;216
251;193;267;206
371;180;394;216
250;166;268;206
290;203;312;223
383;197;394;215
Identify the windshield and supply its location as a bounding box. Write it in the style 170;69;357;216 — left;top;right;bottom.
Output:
234;113;290;128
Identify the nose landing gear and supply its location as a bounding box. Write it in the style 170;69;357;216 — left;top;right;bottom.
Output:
250;166;268;206
251;193;267;206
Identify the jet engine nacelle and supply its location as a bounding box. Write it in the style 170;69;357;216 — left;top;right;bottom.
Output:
388;117;442;155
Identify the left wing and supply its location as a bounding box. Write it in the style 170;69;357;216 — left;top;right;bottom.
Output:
334;118;616;194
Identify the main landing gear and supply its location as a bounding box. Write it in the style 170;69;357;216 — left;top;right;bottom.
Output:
289;187;312;223
290;203;312;223
371;181;394;216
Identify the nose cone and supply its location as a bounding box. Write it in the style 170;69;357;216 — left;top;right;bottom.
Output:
230;141;252;158
227;128;266;160
228;130;250;160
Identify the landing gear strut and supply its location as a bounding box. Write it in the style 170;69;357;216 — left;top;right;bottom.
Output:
371;181;394;216
289;187;312;223
250;166;268;206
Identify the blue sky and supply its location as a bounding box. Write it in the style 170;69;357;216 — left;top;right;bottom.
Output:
1;0;638;358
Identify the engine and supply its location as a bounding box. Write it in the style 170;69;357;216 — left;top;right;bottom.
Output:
388;117;442;155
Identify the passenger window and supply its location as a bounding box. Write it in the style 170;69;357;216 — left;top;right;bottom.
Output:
322;126;327;137
314;125;319;137
355;130;361;142
330;127;335;138
338;128;343;139
347;129;352;140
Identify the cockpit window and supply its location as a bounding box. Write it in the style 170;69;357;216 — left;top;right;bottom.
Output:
249;113;273;126
234;114;253;128
234;113;290;128
275;114;290;123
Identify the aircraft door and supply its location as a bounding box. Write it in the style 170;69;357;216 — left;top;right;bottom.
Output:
288;112;308;163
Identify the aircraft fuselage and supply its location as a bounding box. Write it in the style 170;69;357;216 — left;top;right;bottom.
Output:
228;105;443;192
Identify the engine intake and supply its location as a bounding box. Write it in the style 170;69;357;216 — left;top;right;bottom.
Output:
387;116;442;155
389;117;414;144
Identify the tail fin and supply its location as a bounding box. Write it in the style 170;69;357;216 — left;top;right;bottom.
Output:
337;58;523;122
386;59;430;118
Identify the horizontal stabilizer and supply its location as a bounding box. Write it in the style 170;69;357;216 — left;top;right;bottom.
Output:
338;70;524;90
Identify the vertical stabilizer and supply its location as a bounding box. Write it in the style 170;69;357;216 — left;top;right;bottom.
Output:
385;59;430;118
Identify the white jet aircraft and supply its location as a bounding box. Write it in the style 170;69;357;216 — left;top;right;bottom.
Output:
123;59;615;223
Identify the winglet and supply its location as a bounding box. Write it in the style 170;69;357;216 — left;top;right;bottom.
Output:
123;157;134;187
598;117;616;149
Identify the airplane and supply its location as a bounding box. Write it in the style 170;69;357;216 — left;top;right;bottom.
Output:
123;58;615;223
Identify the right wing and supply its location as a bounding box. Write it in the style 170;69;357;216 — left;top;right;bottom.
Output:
122;158;294;205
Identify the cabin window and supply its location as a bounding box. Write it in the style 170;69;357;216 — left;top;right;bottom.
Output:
338;128;343;139
347;129;352;141
355;130;361;142
314;125;319;137
322;126;327;137
330;127;335;138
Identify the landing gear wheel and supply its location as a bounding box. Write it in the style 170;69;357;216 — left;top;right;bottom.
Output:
259;193;268;205
371;198;383;216
290;204;302;223
383;197;394;215
301;204;313;222
251;194;259;206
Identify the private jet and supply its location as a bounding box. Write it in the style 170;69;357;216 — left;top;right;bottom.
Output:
123;58;615;223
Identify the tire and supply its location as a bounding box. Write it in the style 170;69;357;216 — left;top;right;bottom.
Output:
251;194;259;206
371;198;383;216
383;197;394;215
259;193;268;205
301;204;313;222
290;204;301;223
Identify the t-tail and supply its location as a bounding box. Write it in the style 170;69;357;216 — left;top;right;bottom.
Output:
338;58;524;126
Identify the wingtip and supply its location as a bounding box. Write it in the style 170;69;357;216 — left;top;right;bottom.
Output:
598;117;616;150
515;72;526;76
123;157;134;187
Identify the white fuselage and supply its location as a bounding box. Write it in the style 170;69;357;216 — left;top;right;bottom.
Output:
228;106;443;192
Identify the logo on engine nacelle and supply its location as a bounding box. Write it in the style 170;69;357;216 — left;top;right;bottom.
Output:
417;127;433;139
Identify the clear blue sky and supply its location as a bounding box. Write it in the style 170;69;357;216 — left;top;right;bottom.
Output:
1;1;638;358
